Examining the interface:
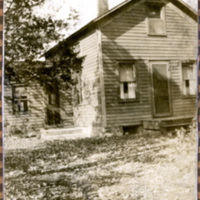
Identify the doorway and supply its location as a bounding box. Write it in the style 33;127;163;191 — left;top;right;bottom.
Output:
151;62;172;117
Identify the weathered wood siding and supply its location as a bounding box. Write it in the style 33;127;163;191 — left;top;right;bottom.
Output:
4;83;46;134
73;30;103;135
59;90;74;127
4;83;74;135
101;1;197;127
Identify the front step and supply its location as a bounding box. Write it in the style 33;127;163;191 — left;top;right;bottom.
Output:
143;117;193;130
40;127;91;140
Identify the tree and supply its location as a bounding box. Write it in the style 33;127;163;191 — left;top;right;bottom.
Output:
5;0;83;89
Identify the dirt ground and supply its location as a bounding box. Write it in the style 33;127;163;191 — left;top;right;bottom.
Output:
5;137;47;150
4;128;197;200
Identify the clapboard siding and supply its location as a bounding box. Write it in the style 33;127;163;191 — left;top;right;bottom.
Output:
4;83;74;135
73;30;102;132
4;83;46;134
59;90;74;127
169;61;196;116
101;1;197;127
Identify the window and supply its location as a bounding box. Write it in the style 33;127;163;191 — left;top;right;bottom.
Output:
147;4;165;35
48;91;59;106
46;87;61;125
182;62;196;96
119;63;137;100
12;86;28;113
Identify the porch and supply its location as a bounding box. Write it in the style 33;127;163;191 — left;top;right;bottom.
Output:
143;116;194;130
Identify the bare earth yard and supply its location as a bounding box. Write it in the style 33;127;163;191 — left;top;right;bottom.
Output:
4;128;197;200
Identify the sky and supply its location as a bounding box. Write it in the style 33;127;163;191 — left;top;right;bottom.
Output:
35;0;197;37
35;0;126;31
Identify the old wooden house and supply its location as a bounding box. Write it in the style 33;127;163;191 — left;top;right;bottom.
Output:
5;0;198;136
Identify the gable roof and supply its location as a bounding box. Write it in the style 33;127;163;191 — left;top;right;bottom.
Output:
44;0;197;58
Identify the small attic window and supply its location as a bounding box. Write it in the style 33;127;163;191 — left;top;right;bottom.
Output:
146;4;166;36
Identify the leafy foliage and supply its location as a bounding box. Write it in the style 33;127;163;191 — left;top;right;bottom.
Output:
5;0;83;89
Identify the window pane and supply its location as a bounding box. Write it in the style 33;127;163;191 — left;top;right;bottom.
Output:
189;80;196;95
20;102;24;112
22;100;28;112
182;66;193;79
182;63;196;95
48;91;59;106
13;86;28;113
120;83;136;99
128;83;136;99
120;83;125;99
119;65;135;82
14;87;26;97
148;5;161;18
149;19;165;35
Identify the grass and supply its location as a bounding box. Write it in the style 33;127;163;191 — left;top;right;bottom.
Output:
5;127;197;200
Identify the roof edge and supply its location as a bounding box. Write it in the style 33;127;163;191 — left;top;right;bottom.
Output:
44;0;197;57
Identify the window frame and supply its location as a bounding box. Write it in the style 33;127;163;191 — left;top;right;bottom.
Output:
146;3;166;36
181;61;197;97
118;61;139;102
12;85;29;114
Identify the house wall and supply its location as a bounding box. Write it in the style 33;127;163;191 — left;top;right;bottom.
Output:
4;83;46;135
100;1;197;128
73;30;103;136
4;83;74;135
59;89;74;127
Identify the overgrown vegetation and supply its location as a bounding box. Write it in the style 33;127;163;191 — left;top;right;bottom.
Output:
5;126;197;200
5;0;83;91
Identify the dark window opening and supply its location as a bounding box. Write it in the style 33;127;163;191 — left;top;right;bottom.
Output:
185;80;190;87
123;82;128;93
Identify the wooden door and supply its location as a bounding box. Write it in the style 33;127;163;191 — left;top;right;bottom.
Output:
151;62;171;117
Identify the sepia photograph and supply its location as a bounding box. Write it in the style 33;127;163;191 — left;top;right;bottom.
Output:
4;0;198;199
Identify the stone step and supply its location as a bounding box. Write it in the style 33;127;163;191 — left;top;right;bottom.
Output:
40;127;91;140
